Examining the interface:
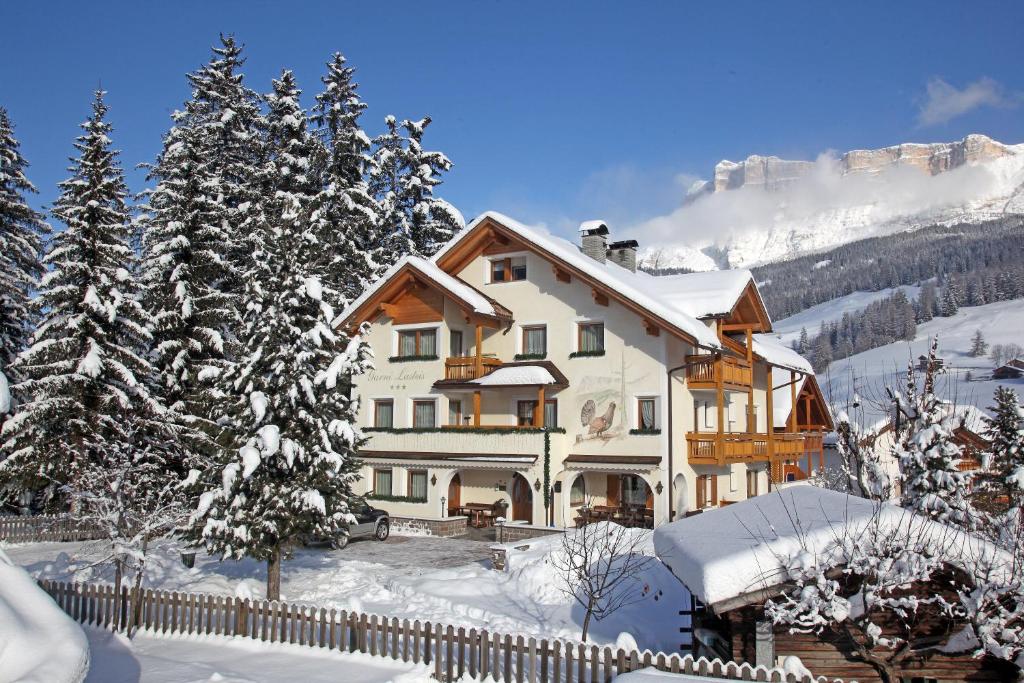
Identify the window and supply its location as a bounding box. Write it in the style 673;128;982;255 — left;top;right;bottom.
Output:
374;468;393;496
407;470;428;500
448;399;463;426
373;399;394;428
449;330;463;357
544;399;558;428
397;328;437;358
577;322;604;353
746;470;759;498
621;475;650;507
413;400;436;428
516;400;537;426
490;257;526;283
521;325;547;356
703;402;713;429
696;474;717;509
569;475;586;507
747;404;758;432
637;397;657;430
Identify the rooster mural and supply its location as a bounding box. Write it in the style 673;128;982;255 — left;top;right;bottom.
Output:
580;400;617;438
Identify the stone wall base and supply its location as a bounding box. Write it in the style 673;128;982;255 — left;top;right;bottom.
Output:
390;515;468;538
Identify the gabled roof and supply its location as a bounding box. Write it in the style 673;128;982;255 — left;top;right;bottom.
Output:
432;212;722;349
641;270;769;326
751;334;813;374
334;256;511;329
772;374;834;431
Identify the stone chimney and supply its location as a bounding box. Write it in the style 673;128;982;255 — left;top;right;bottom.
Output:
579;220;609;263
607;240;639;272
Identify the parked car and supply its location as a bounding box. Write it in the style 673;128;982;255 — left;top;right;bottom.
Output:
304;500;390;549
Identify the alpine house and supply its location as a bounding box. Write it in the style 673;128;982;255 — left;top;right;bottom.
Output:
334;212;831;530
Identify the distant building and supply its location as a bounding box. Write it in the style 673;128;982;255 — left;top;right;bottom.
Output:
993;358;1024;380
917;354;945;371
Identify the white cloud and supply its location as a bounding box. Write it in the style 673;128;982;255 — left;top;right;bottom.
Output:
917;77;1016;127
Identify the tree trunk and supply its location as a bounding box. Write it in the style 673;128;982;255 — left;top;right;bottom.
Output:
126;536;149;638
581;597;595;642
267;544;281;601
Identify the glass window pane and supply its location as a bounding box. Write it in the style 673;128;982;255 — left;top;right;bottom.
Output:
570;476;585;506
448;400;462;426
399;331;416;356
414;401;435;428
545;400;557;428
511;261;527;280
580;323;604;352
410;472;427;499
517;401;535;426
375;469;392;495
420;330;436;356
374;400;393;428
492;261;505;282
640;399;655;429
450;330;463;357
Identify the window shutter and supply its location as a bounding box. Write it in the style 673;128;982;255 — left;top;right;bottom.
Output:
711;475;718;506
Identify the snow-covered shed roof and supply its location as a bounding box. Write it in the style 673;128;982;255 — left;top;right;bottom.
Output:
653;486;1003;612
334;255;506;328
472;365;557;386
435;212;722;349
752;334;814;374
640;269;758;320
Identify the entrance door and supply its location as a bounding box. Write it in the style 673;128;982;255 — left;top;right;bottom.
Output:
447;473;461;516
511;473;533;523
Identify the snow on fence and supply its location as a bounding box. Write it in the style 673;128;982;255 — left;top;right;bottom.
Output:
0;515;104;543
37;579;829;683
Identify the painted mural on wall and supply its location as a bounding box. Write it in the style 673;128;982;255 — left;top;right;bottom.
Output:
574;351;654;445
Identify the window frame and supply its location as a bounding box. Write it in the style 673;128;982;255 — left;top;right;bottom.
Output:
636;397;657;430
544;399;558;428
576;321;605;353
412;399;437;428
490;256;527;283
373;468;393;496
373;399;394;428
516;400;537;427
521;324;547;356
396;327;438;358
448;398;463;427
449;329;464;358
407;469;428;501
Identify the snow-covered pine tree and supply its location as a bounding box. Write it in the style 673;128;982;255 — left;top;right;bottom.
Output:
969;329;988;358
311;52;379;305
0;107;49;422
401;117;463;257
367;115;413;272
978;386;1024;511
138;37;266;465
916;280;937;322
797;327;809;355
0;91;164;506
186;72;372;601
891;337;973;527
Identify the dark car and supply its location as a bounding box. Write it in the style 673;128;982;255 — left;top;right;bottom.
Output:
303;499;390;550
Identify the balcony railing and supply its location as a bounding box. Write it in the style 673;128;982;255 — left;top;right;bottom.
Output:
686;431;807;464
444;356;502;381
685;354;752;389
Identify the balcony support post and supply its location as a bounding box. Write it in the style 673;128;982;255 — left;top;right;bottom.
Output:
474;325;484;379
473;390;481;427
765;365;775;484
535;386;545;428
745;327;753;363
789;371;798;433
747;387;754;434
716;352;725;466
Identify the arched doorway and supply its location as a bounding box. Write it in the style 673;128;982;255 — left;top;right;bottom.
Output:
673;473;687;520
447;473;461;516
510;473;533;523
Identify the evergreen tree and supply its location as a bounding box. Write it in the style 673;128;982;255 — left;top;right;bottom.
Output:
892;337;973;527
186;72;371;600
939;277;962;317
978;386;1024;511
311;52;379;305
401;117;463;256
368;115;413;271
916;280;938;322
0;108;49;421
969;329;988;358
0;92;163;504
797;327;809;355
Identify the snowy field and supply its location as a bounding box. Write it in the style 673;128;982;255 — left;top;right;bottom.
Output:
4;527;690;655
814;298;1024;423
83;627;430;683
772;284;922;347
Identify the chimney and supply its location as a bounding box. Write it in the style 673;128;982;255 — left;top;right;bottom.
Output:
579;220;609;263
608;240;639;273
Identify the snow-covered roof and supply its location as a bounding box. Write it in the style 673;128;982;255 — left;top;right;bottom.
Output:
335;255;500;327
436;212;722;349
641;269;757;319
578;219;608;233
653;486;1003;610
752;334;814;374
471;365;557;386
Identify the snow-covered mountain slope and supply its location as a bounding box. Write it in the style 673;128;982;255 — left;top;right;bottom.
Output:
792;298;1024;427
771;284;922;347
634;134;1024;270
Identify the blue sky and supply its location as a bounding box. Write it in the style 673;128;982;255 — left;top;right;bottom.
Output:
3;1;1023;239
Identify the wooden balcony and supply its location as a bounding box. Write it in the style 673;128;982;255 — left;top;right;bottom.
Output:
686;431;807;465
685;354;752;391
444;356;502;381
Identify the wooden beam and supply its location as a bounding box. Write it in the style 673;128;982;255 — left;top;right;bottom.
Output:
745;328;753;363
789;371;798;433
535;386;545;428
747;387;754;434
644;320;660;337
592;289;609;307
720;323;756;332
766;365;775;465
473;390;481;427
474;325;484;379
716;353;725;466
553;266;571;283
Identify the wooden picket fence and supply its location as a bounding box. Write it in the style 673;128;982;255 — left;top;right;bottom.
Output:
0;514;104;543
37;579;820;683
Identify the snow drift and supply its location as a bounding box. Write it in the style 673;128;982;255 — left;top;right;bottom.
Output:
0;548;89;683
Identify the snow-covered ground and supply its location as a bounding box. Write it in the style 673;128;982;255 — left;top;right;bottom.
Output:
83;627;430;683
772;284;922;347
815;298;1024;424
5;527;690;655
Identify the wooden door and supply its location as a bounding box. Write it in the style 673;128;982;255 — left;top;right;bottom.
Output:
606;475;620;506
447;473;461;516
511;473;533;523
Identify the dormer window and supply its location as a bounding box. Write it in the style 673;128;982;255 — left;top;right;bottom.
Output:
490;256;527;283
